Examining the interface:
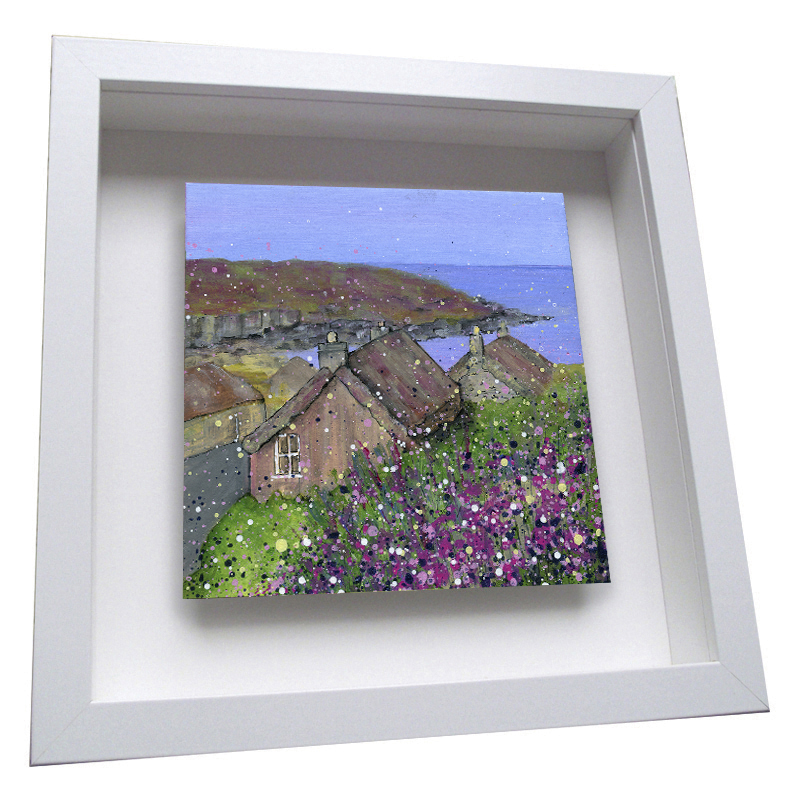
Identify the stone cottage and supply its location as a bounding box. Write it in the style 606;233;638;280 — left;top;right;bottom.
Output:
242;330;461;501
448;323;554;402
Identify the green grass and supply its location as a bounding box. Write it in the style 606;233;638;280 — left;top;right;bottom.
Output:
184;494;319;598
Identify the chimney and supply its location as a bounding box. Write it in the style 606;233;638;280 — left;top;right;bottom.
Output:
370;321;388;341
497;321;510;337
318;330;348;371
469;325;484;362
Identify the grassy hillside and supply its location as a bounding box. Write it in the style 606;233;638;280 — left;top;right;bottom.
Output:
185;258;491;324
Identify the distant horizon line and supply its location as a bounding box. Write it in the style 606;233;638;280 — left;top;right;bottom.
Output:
185;255;573;269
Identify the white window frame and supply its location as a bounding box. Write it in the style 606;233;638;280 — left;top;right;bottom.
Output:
274;432;301;477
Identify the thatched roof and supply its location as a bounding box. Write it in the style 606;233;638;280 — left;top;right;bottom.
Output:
347;330;460;429
184;362;262;422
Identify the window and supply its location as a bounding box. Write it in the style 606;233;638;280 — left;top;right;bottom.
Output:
275;433;301;476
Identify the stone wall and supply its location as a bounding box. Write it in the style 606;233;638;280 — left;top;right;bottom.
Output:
185;309;302;347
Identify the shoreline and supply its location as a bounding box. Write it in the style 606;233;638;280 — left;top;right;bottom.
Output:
185;308;553;356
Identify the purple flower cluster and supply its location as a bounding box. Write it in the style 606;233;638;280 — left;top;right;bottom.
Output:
266;397;608;594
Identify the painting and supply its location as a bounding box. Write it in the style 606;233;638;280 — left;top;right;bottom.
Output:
183;184;608;597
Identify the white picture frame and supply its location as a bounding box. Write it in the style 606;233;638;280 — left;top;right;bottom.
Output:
32;36;767;765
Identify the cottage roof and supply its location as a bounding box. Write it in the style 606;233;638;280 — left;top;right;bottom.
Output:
347;330;459;429
265;356;317;396
335;367;410;443
242;368;334;453
486;335;554;387
184;362;262;422
448;334;554;394
242;362;415;455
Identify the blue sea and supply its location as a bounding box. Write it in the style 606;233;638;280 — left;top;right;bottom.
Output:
291;264;584;370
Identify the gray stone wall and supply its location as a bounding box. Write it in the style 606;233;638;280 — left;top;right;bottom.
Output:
185;308;303;347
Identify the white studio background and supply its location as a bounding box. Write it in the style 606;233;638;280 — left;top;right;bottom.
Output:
3;2;795;797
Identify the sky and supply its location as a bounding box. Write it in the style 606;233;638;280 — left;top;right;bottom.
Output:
185;184;572;267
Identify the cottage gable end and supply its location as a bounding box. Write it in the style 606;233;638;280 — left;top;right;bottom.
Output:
449;332;554;400
250;370;401;501
242;368;333;454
